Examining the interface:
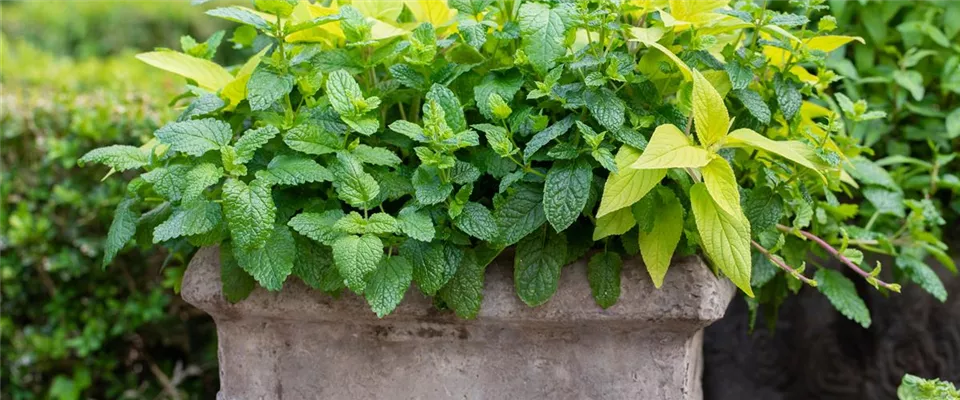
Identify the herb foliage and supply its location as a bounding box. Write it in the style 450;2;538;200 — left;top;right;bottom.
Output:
83;0;953;322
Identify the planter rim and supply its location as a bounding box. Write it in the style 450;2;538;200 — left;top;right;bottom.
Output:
183;246;735;330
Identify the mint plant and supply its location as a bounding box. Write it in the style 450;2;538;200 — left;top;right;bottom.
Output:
82;0;952;322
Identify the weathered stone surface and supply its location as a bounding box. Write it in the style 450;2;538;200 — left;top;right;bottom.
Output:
183;247;735;400
704;246;960;400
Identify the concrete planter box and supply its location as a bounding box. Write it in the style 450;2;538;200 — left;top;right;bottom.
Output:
183;247;736;400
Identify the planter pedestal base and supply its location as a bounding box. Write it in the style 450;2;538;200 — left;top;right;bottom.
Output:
183;247;735;400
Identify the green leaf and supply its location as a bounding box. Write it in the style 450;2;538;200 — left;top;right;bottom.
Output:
862;187;905;217
155;118;232;156
234;125;279;163
494;183;547;245
597;145;666;218
288;210;346;246
292;234;343;293
389;120;428;141
897;250;948;302
691;69;730;148
222;178;276;250
524;115;575;162
631;124;713;169
593;207;636;240
725;128;821;173
473;123;515;157
701;158;742;218
774;74;801;120
892;70;925;101
396;207;435;242
136;51;233;92
815;269;871;327
352;144;402;166
741;187;783;234
331;154;380;209
183;163;223;202
438;250;487;319
474;70;523;120
734;89;771;125
258;155;332;185
142;165;190;201
638;190;684;288
332;234;383;293
366;213;399;234
725;60;753;91
179;93;226;121
220;241;257;303
454;202;499;241
103;197;140;268
206;7;271;30
449;0;492;15
401;239;462;296
847;157;899;190
332;212;368;234
412;166;453;205
364;256;413;317
426;84;467;133
543;159;593;232
234;225;296;291
487;93;513;120
517;2;573;75
585;87;625;132
153;200;222;243
587;252;622;309
514;226;567;306
284;123;341;155
255;0;296;17
326;69;364;117
79;145;150;171
247;65;294;111
690;183;753;297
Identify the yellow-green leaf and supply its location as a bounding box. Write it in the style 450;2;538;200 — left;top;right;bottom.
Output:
690;183;753;297
724;128;821;173
631;124;713;170
221;47;269;107
404;0;457;26
642;42;692;80
592;208;636;241
805;35;864;52
596;145;666;218
136;51;234;92
638;191;684;288
692;68;729;148
701;158;741;218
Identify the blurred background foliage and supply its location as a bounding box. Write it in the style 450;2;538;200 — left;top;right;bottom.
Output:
0;0;957;399
0;1;243;398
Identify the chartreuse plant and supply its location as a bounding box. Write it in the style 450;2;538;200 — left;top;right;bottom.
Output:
898;374;960;400
82;0;950;322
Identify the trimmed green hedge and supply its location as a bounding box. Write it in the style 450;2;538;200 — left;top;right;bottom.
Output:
0;36;218;400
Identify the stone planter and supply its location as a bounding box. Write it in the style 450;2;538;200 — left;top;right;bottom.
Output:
183;247;736;400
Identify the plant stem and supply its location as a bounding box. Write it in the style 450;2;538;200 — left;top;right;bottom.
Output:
751;240;817;286
776;224;901;291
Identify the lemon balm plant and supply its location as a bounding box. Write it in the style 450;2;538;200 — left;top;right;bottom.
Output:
81;0;949;324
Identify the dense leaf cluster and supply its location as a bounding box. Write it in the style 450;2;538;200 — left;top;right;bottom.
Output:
84;0;953;322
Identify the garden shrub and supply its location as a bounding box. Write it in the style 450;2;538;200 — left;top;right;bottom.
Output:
83;0;952;329
0;37;218;399
0;0;241;62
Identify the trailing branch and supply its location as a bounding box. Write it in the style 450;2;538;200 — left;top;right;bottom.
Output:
751;240;817;287
776;224;901;292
